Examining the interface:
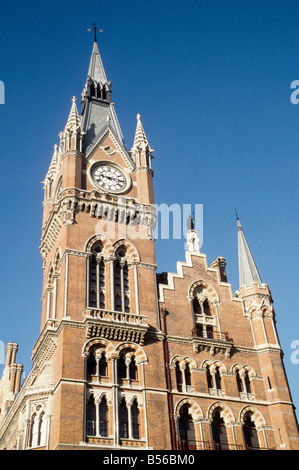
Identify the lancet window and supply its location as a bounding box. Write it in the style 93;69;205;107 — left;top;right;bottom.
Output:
243;411;260;450
88;241;106;309
86;348;108;379
211;408;228;450
28;410;47;448
178;405;196;450
119;397;141;440
86;394;109;438
118;351;138;382
114;246;130;313
174;360;193;393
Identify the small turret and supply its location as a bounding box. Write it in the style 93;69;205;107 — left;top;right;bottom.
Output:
130;114;155;205
236;215;279;349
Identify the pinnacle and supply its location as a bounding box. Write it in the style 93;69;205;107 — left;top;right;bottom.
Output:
64;96;81;133
131;113;153;154
237;217;262;288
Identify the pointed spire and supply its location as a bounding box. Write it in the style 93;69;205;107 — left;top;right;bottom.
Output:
64;96;81;133
132;114;153;152
130;114;154;166
59;97;83;153
237;214;262;288
80;40;129;155
87;40;107;84
49;143;58;170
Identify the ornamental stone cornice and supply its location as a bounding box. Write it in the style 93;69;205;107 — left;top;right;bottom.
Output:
40;190;157;257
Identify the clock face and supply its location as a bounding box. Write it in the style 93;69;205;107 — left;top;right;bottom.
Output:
92;164;127;192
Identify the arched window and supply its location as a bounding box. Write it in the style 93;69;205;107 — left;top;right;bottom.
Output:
86;395;96;436
203;299;211;315
118;352;138;381
129;356;137;380
236;369;243;393
88;242;105;309
184;363;192;387
118;354;127;379
206;365;213;389
193;297;201;315
29;413;38;447
178;405;196;450
131;399;140;439
87;350;96;375
29;410;47;448
38;412;47;447
99;353;108;376
99;396;108;437
114;247;130;313
244;370;251;394
119;398;128;439
211;408;228;450
243;412;260;450
46;266;54;321
175;361;183;392
215;366;222;390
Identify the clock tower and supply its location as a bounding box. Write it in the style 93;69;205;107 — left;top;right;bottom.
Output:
33;35;167;449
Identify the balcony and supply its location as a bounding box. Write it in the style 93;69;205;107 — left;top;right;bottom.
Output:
82;308;149;345
191;328;233;342
191;328;233;358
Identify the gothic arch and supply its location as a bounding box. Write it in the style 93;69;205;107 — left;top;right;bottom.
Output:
231;364;256;378
201;359;227;374
239;406;266;428
170;356;197;369
115;343;147;365
113;239;140;263
189;280;219;303
174;398;203;421
181;357;197;369
54;247;62;274
85;234;114;258
207;402;235;424
98;391;112;405
127;395;143;408
82;338;115;360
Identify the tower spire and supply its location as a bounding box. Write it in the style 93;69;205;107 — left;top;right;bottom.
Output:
237;215;262;288
81;35;128;155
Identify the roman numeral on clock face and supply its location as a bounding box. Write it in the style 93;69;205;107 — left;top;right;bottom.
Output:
92;164;127;192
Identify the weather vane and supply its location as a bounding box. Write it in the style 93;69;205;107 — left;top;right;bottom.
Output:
87;22;103;43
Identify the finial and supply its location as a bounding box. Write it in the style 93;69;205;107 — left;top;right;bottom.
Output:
235;208;239;220
187;212;195;231
87;22;103;43
137;113;141;121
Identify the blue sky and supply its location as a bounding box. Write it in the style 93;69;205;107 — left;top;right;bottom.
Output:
0;0;298;418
